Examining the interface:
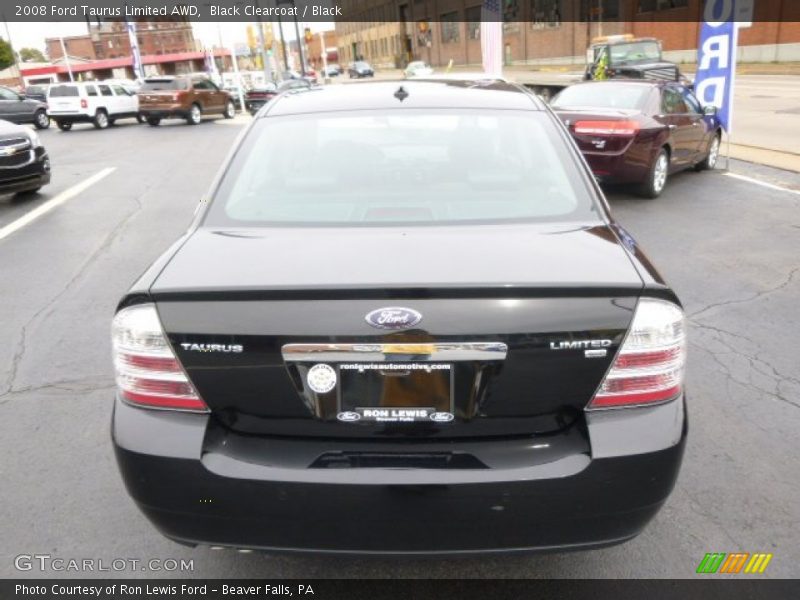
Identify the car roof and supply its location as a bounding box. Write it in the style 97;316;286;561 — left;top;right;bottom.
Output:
264;79;543;116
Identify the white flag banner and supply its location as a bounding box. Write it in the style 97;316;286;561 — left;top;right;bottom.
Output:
481;0;503;76
126;20;144;81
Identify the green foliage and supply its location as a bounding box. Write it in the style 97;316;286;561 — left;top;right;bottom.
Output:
0;38;15;70
19;47;46;63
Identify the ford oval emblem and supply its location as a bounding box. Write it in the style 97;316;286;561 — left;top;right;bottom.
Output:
365;307;422;330
337;411;361;422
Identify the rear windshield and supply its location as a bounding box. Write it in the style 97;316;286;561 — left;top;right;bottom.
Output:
140;79;189;91
552;84;651;110
48;85;79;97
205;110;597;227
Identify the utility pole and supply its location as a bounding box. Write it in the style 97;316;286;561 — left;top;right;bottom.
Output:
292;10;306;75
319;30;329;84
276;16;289;73
255;19;271;83
58;36;74;82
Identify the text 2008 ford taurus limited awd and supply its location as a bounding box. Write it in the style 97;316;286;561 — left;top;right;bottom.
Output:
112;80;687;555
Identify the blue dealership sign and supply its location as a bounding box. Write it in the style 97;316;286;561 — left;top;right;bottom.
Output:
694;0;751;134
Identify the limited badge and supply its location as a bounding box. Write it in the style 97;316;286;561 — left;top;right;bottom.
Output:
306;364;337;394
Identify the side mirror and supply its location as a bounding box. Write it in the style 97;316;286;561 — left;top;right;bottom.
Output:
703;105;717;116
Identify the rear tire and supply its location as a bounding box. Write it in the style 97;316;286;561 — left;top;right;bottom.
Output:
92;110;109;129
146;117;161;127
223;100;235;119
186;104;201;125
638;148;669;199
695;133;721;171
56;121;72;131
34;110;50;130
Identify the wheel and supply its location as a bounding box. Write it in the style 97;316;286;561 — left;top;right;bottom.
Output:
92;110;109;129
638;148;669;199
56;121;72;131
136;113;145;124
34;110;50;130
695;133;721;171
146;117;161;127
186;104;202;125
223;100;235;119
15;187;41;197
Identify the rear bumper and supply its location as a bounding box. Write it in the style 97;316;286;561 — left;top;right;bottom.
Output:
584;152;650;184
50;113;93;124
140;106;188;119
112;396;687;555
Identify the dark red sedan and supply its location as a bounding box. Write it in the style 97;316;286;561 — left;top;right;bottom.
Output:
551;80;722;198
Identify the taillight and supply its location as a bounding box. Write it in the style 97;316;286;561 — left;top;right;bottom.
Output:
171;91;186;102
574;120;640;136
80;99;88;109
111;304;208;412
588;298;686;409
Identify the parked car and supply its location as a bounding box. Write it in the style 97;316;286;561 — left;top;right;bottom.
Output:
281;69;317;84
245;79;311;115
551;80;722;197
0;120;51;195
112;79;687;555
138;75;236;126
46;81;142;130
24;85;48;103
404;61;434;78
0;85;50;129
323;64;341;77
348;61;374;78
223;85;246;110
244;82;277;115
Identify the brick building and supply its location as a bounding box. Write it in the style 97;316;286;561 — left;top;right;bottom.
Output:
335;0;800;68
46;18;197;62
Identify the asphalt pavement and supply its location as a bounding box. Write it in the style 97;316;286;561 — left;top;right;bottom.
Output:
0;113;798;579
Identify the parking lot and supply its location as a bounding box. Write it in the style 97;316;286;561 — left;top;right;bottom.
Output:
1;113;798;578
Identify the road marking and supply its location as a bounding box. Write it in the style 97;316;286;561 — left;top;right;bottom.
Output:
724;172;800;197
0;167;116;242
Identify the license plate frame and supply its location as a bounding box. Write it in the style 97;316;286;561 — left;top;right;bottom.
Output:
337;362;454;424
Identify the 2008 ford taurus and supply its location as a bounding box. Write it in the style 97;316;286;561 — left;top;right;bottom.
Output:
112;80;687;554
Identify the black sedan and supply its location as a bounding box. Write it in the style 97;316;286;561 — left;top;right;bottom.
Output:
0;85;50;129
245;79;311;115
551;80;721;198
112;80;687;555
348;61;375;78
0;119;51;196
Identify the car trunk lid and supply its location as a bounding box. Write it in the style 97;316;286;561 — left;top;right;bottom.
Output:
151;224;642;438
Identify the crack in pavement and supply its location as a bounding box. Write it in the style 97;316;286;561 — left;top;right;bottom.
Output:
0;377;115;405
687;266;800;321
2;189;146;397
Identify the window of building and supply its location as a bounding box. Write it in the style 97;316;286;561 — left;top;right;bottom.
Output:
440;11;460;44
638;0;688;11
581;0;619;20
465;6;482;40
530;0;562;28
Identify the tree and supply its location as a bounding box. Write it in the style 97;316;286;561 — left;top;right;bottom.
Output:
0;38;14;70
19;47;46;63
